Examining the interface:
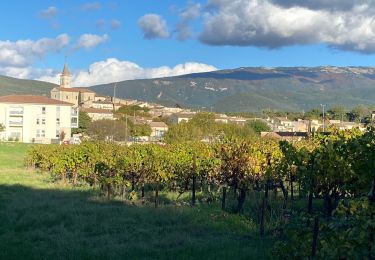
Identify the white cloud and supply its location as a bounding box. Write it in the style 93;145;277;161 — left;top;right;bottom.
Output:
32;58;217;87
138;14;170;39
176;2;201;41
0;34;70;67
81;2;101;11
200;0;375;53
75;34;108;49
39;6;58;19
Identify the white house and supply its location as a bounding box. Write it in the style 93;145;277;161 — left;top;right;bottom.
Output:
148;121;168;140
80;107;114;121
0;95;78;144
170;112;197;124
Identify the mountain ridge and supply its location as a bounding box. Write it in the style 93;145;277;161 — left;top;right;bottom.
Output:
1;66;375;112
90;66;375;112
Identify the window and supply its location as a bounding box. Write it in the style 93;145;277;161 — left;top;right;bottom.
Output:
36;129;45;138
36;118;40;125
66;96;68;99
56;130;60;138
54;95;57;98
42;119;46;125
56;118;60;125
42;107;46;114
71;117;78;124
75;96;78;100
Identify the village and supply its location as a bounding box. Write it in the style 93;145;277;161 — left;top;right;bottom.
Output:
0;63;368;144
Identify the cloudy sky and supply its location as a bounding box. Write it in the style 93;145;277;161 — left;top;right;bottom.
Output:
1;0;375;86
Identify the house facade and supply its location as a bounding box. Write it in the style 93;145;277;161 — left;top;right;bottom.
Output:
148;121;168;140
80;108;114;121
0;95;78;143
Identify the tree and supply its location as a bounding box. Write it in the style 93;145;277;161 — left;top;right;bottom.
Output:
130;123;152;137
247;120;270;134
350;105;368;122
72;111;92;134
116;105;151;118
328;105;347;121
87;119;129;141
304;108;321;120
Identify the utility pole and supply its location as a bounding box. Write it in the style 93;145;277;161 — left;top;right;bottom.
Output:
320;104;326;132
125;114;128;144
112;82;117;141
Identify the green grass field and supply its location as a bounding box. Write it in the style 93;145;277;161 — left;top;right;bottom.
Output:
0;142;274;259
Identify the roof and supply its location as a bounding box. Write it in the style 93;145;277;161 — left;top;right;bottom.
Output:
81;108;113;114
148;121;168;128
93;101;113;105
0;95;74;106
174;112;196;118
62;63;71;75
274;117;290;121
52;87;95;93
261;131;309;139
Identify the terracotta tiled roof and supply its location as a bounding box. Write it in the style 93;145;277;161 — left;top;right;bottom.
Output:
52;87;95;93
0;95;74;106
81;108;113;114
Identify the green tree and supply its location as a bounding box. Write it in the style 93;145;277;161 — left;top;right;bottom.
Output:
130;123;152;137
328;105;347;121
350;105;368;122
116;105;151;118
87;119;129;141
247;120;270;134
72;111;92;134
304;107;321;120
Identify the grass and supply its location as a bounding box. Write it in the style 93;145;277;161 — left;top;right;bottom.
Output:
0;143;275;259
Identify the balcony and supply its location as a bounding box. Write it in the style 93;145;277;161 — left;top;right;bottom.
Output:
9;120;23;126
9;110;23;116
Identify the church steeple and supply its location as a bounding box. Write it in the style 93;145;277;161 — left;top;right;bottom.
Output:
60;63;71;88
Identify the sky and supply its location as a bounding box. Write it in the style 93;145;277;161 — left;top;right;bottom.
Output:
1;0;375;87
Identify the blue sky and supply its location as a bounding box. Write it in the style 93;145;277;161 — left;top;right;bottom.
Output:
1;0;375;86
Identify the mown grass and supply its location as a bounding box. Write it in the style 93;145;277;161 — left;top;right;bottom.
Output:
0;143;275;259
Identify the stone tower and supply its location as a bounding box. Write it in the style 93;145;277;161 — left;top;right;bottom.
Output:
60;63;71;88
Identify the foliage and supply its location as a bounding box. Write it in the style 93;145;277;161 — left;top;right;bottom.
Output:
87;119;128;141
24;128;375;258
72;111;92;134
116;105;151;118
164;112;255;143
247;120;271;134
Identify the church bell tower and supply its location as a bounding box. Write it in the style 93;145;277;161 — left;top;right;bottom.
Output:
60;63;71;88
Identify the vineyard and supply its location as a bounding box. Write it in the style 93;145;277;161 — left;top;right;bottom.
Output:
24;128;375;258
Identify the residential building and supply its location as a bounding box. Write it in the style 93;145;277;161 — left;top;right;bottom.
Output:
80;108;114;121
91;101;114;110
148;121;168;140
0;95;77;143
170;112;197;123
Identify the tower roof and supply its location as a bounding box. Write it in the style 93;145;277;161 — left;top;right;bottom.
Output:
62;63;71;75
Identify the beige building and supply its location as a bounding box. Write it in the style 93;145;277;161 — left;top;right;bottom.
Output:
170;112;197;123
148;121;168;139
0;95;77;143
80;108;114;121
51;63;96;107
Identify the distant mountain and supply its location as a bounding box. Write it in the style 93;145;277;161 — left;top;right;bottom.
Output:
0;75;56;96
90;67;375;112
2;66;375;112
